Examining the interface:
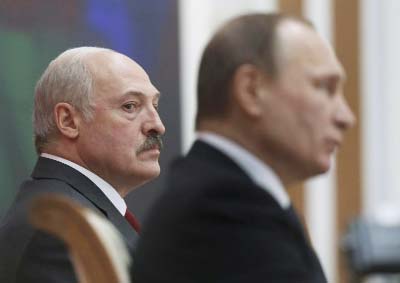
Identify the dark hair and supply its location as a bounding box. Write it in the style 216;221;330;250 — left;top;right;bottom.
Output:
196;13;312;127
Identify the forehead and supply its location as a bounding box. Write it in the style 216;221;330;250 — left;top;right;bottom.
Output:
276;21;345;79
87;51;160;99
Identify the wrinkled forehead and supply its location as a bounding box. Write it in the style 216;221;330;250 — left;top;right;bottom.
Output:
86;50;159;97
275;20;345;79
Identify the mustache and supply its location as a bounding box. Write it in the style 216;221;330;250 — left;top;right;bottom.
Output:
136;134;163;154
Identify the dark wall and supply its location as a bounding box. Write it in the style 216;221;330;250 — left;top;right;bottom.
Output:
0;0;181;220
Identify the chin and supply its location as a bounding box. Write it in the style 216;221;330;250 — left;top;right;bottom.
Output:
140;164;161;179
315;158;332;175
300;158;331;179
125;162;160;186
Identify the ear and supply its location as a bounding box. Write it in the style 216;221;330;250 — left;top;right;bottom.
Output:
232;64;267;118
54;103;80;139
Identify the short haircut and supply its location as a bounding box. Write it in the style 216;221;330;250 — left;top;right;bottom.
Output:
33;46;112;154
196;13;312;127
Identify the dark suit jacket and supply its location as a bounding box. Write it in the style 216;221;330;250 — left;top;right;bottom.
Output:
134;141;327;283
0;157;138;283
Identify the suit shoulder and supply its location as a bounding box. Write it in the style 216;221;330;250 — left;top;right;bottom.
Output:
17;178;92;205
166;156;276;207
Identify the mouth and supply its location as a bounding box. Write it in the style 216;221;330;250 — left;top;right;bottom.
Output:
137;145;161;155
146;143;160;150
326;137;342;153
145;145;160;153
136;147;161;161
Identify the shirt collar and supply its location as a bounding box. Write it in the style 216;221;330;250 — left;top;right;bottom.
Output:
40;153;127;215
197;132;290;209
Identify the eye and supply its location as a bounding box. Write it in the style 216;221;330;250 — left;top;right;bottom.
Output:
315;80;336;95
122;102;138;113
153;103;159;111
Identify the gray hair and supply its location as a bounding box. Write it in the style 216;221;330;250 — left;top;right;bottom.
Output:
33;47;111;154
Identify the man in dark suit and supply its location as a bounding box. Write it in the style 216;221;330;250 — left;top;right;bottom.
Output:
134;13;355;283
0;47;165;283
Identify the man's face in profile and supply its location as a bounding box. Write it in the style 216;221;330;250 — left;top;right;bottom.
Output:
256;21;355;178
77;51;165;193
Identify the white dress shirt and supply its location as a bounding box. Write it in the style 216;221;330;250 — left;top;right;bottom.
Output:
197;132;290;209
40;153;127;215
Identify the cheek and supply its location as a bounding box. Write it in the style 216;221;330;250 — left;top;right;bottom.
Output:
295;94;330;133
110;132;142;156
300;103;333;165
90;123;141;154
274;99;327;164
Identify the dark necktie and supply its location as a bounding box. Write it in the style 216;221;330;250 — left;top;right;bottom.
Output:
125;209;141;233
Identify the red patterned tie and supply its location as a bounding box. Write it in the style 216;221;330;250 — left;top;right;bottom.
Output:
125;209;141;233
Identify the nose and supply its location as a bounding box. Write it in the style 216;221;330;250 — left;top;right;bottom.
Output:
334;96;356;130
142;107;166;136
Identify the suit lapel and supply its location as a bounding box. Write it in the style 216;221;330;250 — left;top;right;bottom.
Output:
285;205;310;244
285;205;325;276
106;209;138;251
31;157;139;250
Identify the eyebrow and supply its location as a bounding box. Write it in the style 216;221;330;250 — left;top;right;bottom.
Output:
121;91;161;100
314;69;346;83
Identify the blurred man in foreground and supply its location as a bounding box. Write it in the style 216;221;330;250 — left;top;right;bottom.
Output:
0;47;165;283
135;13;355;283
